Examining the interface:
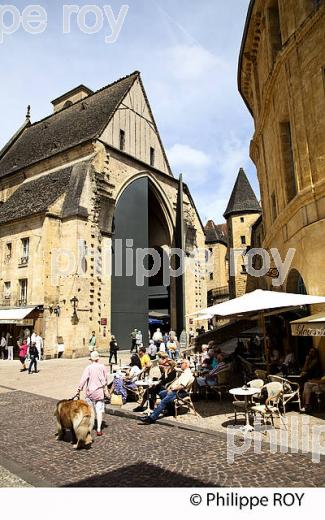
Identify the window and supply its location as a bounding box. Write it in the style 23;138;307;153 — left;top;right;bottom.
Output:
240;217;244;223
4;282;11;299
21;238;29;264
150;147;155;167
280;121;297;202
19;279;28;305
209;273;214;281
119;129;125;151
271;191;277;221
6;242;12;259
241;264;247;274
241;235;246;245
267;1;282;64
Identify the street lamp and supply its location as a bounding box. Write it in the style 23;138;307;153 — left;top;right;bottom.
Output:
70;296;79;323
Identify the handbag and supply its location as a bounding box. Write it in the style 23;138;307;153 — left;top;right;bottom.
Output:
110;393;123;406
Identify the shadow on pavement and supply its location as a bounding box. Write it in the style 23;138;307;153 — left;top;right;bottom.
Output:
63;461;220;487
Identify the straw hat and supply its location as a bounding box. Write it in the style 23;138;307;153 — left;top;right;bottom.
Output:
90;351;100;361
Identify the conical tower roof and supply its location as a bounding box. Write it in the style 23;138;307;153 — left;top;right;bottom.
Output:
223;168;261;218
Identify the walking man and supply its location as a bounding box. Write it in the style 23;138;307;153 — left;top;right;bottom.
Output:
0;334;7;360
130;329;137;353
77;351;108;436
7;334;14;361
88;331;96;353
28;342;39;374
109;335;119;365
35;333;43;361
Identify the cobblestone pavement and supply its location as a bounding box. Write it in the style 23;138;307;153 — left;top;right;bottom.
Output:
0;465;31;487
0;390;324;487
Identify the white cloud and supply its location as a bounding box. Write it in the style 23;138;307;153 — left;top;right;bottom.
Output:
164;44;222;82
167;143;211;185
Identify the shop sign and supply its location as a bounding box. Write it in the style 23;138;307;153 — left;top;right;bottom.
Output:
291;323;325;337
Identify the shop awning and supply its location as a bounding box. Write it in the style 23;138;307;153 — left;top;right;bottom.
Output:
0;306;36;325
290;313;325;337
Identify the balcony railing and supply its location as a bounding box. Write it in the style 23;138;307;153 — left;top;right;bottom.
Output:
1;297;11;306
17;299;27;307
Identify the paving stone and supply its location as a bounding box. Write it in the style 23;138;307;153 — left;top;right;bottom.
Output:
0;391;324;487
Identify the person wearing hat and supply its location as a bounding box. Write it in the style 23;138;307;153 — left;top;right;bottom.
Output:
77;351;108;436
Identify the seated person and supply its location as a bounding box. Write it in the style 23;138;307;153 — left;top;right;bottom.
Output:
138;346;151;370
229;346;254;387
201;349;217;371
269;347;283;374
301;375;325;413
139;359;194;423
200;344;209;364
280;347;296;376
300;347;320;384
133;359;177;412
196;353;226;387
125;354;142;381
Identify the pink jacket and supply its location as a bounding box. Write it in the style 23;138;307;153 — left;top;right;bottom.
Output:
78;362;108;401
19;343;28;358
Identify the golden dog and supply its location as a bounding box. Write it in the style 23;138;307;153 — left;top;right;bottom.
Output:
54;399;95;449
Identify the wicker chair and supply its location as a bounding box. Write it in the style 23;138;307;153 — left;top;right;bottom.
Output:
232;379;264;424
268;374;301;414
174;380;197;419
251;381;286;429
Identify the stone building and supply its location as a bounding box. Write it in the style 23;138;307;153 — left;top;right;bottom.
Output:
224;168;261;298
0;71;207;356
204;220;229;305
238;0;325;364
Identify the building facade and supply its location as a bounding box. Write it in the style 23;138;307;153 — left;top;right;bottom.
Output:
224;168;261;298
0;72;207;356
204;220;229;305
238;0;325;363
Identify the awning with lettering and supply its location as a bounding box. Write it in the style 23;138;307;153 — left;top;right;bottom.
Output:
0;307;36;325
290;313;325;337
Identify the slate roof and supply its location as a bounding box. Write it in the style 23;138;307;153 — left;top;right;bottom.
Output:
0;161;89;224
205;220;228;245
223;168;261;218
0;71;139;179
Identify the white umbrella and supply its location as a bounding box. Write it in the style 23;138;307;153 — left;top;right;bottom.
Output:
189;289;325;371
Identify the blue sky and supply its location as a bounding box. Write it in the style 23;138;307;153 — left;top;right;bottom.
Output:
0;0;258;224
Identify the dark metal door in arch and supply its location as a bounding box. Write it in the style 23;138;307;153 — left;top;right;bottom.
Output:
111;177;149;349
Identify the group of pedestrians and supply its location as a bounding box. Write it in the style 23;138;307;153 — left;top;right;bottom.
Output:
0;332;14;360
0;330;43;374
17;331;43;374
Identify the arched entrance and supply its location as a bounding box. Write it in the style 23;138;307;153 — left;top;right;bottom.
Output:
286;268;307;295
285;269;311;365
111;177;172;348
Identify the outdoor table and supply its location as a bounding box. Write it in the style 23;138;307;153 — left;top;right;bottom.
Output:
229;387;261;433
135;379;161;415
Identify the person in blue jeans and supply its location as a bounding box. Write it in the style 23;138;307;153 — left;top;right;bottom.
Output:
140;359;194;424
